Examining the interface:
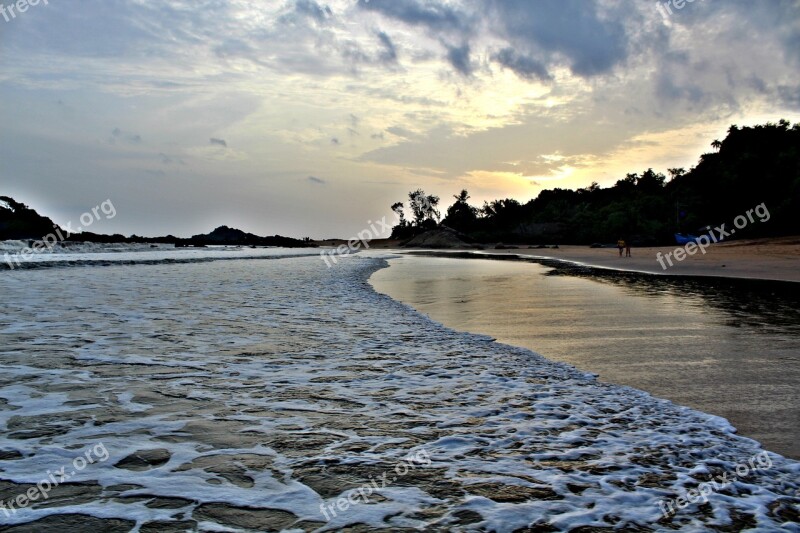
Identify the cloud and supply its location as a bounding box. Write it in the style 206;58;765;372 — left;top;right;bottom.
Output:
357;0;468;33
386;126;417;139
307;175;326;184
1;0;798;239
492;48;551;81
277;0;333;27
376;30;398;63
444;43;473;76
487;0;629;77
111;127;142;144
210;138;228;148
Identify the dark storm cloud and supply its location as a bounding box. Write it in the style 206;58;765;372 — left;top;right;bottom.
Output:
210;138;228;148
487;0;628;77
357;0;468;33
445;43;473;76
492;48;551;81
359;0;628;79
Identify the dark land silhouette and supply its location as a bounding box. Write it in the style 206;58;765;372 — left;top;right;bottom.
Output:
391;120;800;245
0;197;314;248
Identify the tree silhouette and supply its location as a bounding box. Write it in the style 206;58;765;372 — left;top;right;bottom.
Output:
667;168;686;181
391;202;406;227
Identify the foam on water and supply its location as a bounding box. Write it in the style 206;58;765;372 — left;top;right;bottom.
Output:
0;242;322;270
0;254;797;531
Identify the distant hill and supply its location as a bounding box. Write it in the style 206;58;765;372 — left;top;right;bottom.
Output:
0;198;314;248
0;196;59;240
186;226;313;248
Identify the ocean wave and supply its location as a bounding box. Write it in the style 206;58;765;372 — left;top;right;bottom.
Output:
0;255;796;531
0;245;322;270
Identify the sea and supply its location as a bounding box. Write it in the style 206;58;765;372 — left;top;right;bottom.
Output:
0;245;798;532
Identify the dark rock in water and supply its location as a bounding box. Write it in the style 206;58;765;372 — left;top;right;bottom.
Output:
0;450;23;460
0;514;135;533
114;448;171;471
0;480;103;511
464;482;561;503
103;484;145;493
140;521;198;533
193;503;298;531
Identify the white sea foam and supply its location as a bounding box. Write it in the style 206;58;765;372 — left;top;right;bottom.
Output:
0;254;797;531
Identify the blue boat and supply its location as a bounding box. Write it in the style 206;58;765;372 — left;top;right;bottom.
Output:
674;233;701;245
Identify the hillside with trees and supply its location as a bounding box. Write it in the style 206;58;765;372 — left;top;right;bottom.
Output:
0;199;313;248
390;120;800;245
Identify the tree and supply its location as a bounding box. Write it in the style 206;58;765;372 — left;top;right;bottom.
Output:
443;189;478;232
391;202;406;227
637;169;666;192
711;139;722;151
408;189;440;226
667;168;686;181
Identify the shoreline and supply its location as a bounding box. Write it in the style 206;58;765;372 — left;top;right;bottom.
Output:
377;238;800;284
369;252;800;460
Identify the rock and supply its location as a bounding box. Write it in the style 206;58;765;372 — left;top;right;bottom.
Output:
114;449;171;471
193;503;298;531
0;514;135;532
464;482;561;503
0;450;23;460
140;521;198;533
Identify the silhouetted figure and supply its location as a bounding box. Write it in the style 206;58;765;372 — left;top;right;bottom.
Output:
625;240;632;257
617;238;625;257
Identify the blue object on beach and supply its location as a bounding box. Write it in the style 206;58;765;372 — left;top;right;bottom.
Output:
674;233;701;245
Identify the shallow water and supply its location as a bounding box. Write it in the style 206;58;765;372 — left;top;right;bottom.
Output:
370;254;800;460
0;252;798;531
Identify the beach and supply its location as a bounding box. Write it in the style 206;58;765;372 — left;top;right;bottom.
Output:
505;239;800;282
0;249;798;531
368;236;800;282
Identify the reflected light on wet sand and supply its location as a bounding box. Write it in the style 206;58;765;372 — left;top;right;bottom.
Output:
370;255;800;459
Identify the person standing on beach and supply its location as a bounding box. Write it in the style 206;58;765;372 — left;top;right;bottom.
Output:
625;240;632;257
617;238;625;257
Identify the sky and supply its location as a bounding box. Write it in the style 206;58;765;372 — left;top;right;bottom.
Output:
1;0;798;239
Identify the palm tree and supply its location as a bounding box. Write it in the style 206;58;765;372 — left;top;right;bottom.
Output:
667;167;686;181
711;139;722;151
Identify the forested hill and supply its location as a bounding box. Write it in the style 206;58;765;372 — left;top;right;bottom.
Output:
0;196;59;240
392;120;800;245
0;198;313;248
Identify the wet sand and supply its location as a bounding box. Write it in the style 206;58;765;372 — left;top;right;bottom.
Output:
366;236;800;282
494;239;800;282
370;254;800;459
